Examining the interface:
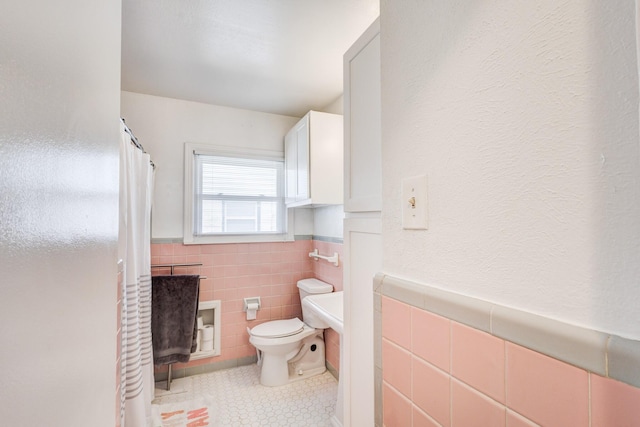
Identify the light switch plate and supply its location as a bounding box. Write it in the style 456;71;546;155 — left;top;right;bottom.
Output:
402;175;428;230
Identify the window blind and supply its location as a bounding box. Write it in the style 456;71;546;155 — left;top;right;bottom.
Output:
193;154;285;235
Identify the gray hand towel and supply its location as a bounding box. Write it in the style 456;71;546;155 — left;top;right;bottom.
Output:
151;275;200;365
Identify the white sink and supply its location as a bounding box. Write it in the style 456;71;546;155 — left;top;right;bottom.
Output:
303;291;345;426
302;291;344;335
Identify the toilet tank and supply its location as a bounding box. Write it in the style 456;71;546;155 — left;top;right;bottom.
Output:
297;278;333;301
298;279;333;324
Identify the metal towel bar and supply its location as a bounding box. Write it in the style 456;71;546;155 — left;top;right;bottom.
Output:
151;263;207;279
150;262;204;390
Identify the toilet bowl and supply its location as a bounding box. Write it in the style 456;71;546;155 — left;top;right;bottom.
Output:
248;278;333;387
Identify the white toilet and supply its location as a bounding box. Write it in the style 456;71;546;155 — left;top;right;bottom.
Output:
248;278;334;386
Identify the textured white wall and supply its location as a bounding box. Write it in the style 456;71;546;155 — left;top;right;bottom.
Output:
120;91;301;239
381;0;640;338
0;1;120;425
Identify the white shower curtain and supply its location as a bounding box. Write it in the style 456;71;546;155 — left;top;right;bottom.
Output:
119;123;155;427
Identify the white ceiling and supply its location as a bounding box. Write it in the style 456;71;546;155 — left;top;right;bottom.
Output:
121;0;379;117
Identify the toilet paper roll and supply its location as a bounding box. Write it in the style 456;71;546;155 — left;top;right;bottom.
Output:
246;302;259;321
201;338;213;352
202;324;214;341
197;316;204;329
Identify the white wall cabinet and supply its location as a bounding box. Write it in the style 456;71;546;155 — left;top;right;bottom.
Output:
285;110;343;207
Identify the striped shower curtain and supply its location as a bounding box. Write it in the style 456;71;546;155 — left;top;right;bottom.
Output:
119;123;155;427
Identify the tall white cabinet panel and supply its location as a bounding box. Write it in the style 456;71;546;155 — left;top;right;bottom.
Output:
343;217;381;427
285;111;343;207
342;17;381;427
344;19;382;213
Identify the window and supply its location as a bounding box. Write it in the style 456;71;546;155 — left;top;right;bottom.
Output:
195;154;284;235
184;143;292;244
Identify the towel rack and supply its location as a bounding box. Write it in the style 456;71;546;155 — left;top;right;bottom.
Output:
308;249;339;267
151;262;207;279
150;262;204;390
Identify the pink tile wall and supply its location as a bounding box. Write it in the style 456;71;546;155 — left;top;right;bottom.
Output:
591;373;640;426
506;342;589;426
451;323;505;404
311;240;343;292
325;327;341;373
381;296;640;427
151;239;343;375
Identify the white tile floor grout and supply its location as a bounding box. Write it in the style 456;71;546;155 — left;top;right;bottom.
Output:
152;364;338;427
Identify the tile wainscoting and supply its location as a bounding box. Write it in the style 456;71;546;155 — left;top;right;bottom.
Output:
150;238;343;380
375;274;640;427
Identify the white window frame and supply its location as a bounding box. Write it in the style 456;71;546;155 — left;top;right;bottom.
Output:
183;142;294;245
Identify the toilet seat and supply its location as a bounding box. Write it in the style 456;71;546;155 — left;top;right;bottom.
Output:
250;318;304;338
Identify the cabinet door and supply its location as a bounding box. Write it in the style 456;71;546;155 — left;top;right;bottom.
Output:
294;116;310;201
343;216;381;427
344;19;381;212
284;127;297;204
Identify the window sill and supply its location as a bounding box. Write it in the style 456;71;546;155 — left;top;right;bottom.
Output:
183;233;294;245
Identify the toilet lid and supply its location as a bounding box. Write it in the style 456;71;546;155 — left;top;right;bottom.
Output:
250;318;304;338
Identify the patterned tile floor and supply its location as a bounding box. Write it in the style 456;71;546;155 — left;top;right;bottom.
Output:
153;364;338;427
